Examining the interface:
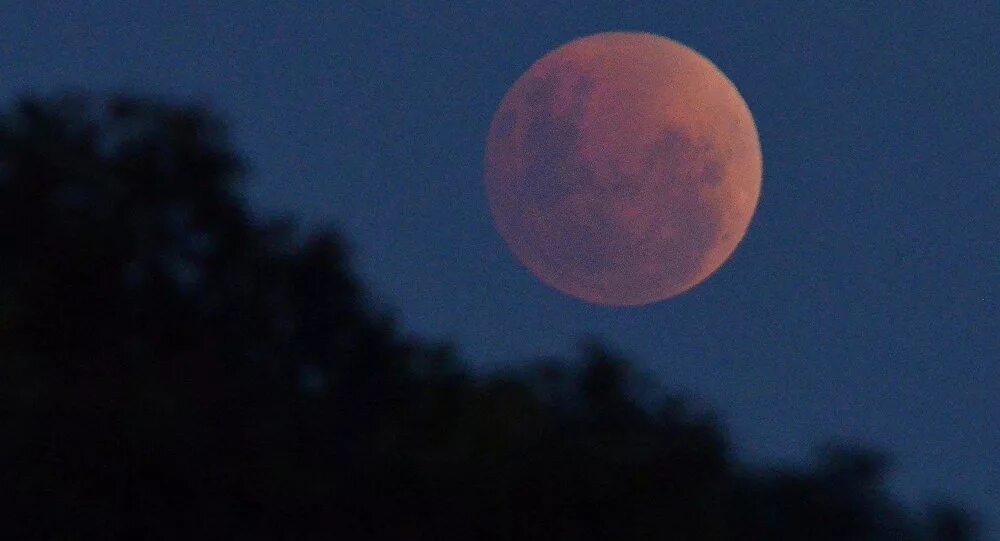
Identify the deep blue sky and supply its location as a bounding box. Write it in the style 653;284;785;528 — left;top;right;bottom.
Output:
3;1;996;532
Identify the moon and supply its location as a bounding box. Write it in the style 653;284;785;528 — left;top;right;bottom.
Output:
484;32;762;306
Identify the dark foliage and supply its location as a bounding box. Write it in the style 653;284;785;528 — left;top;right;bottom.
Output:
0;95;980;540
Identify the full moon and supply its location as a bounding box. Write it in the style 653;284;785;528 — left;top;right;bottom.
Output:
484;32;762;306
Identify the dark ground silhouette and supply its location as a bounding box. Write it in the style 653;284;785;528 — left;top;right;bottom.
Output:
0;95;980;539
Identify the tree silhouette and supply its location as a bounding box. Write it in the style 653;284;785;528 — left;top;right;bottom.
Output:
0;94;980;540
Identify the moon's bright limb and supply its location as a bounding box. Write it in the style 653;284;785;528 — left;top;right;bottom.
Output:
484;32;762;306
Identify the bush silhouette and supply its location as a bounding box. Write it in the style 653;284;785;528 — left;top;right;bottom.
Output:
0;95;979;540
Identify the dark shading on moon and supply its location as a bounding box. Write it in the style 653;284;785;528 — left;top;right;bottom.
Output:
485;32;762;305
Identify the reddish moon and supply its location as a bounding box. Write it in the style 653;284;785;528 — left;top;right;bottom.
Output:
484;32;762;306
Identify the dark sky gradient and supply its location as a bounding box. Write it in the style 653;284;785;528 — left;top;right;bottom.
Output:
3;1;996;532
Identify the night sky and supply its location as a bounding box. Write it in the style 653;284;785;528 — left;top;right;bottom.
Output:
3;1;996;532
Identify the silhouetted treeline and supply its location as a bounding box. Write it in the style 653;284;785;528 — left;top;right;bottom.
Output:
0;95;979;539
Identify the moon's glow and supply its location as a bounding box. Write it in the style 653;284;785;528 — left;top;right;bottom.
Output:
484;32;762;305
